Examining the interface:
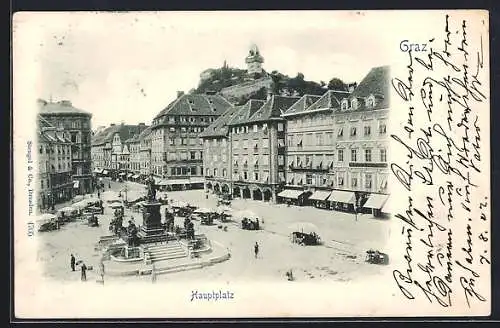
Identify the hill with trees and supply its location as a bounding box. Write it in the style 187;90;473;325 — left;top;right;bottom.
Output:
193;65;353;105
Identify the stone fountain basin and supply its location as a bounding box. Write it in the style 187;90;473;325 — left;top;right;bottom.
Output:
109;246;144;263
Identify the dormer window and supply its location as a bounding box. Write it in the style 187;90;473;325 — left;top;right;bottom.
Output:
351;98;358;110
366;95;376;108
341;99;349;110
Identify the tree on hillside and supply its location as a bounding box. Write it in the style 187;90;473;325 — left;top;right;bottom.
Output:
327;78;347;91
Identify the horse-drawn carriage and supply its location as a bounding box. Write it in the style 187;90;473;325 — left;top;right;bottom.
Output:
191;208;216;225
288;222;321;246
217;193;232;206
365;249;389;265
171;200;195;217
235;210;261;230
56;206;80;223
217;206;233;222
85;213;99;227
36;214;59;232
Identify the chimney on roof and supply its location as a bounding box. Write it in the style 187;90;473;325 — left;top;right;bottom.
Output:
177;91;185;98
59;100;72;106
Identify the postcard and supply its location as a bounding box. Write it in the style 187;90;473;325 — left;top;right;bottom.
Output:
12;10;490;318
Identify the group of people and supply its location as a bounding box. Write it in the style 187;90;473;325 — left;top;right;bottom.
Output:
70;253;105;283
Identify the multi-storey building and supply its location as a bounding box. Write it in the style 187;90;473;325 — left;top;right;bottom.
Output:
150;92;232;180
200;105;240;194
281;91;348;206
124;132;142;181
139;126;152;179
38;99;93;195
37;116;73;211
279;66;390;213
333;66;390;214
91;123;148;180
227;95;299;202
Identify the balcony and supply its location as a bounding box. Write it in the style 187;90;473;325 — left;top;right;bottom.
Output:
288;164;329;172
349;162;388;168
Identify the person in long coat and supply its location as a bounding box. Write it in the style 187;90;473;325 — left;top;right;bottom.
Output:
70;254;76;271
81;262;87;281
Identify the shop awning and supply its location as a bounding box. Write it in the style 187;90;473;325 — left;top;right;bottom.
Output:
93;168;103;174
329;190;355;204
156;179;168;186
127;173;133;178
309;190;332;201
102;170;109;175
277;189;304;199
166;179;189;185
363;193;389;209
119;172;126;176
381;196;393;213
132;174;140;179
73;180;79;188
189;178;205;184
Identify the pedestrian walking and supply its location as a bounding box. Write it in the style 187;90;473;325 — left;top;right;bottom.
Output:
151;264;157;283
70;254;76;271
81;262;87;281
108;182;111;189
99;260;105;284
254;242;259;259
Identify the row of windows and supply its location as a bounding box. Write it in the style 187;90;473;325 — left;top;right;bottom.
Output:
169;138;204;146
231;123;278;134
154;116;216;125
230;171;272;182
288;124;387;147
233;139;269;150
172;116;215;123
340;95;377;111
55;120;90;130
205;168;228;177
288;172;387;191
289;149;387;165
39;144;71;155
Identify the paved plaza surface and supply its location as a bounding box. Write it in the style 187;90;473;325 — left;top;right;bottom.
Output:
34;178;391;283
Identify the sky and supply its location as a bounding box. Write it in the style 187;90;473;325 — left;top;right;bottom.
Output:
16;11;393;128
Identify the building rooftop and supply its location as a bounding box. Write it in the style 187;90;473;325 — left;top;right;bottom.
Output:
351;66;390;99
91;124;149;146
153;94;233;122
199;106;241;138
226;99;266;126
243;95;300;124
38;99;92;117
281;94;323;117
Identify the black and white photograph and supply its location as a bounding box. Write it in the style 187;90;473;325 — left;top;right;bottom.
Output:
13;10;490;318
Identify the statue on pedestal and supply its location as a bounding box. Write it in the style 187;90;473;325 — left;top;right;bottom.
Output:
146;174;157;203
